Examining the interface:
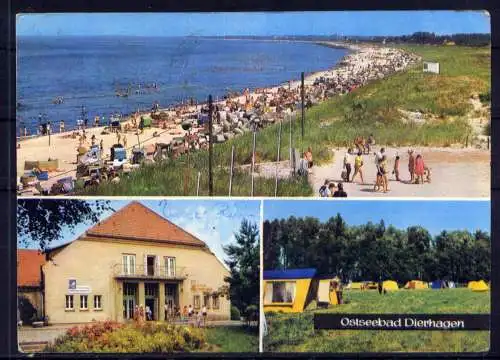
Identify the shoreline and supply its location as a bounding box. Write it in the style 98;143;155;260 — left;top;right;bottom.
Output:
17;42;420;194
17;39;354;140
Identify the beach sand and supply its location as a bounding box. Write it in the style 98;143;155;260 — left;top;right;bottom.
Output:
16;117;191;193
310;146;490;198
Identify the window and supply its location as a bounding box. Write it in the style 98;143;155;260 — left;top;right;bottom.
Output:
423;63;428;70
146;255;156;276
193;295;201;309
203;295;211;309
80;295;88;310
94;295;102;310
164;257;176;277
212;295;220;309
122;254;136;275
65;295;74;310
265;281;296;304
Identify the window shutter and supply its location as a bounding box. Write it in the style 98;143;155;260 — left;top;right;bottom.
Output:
155;256;160;276
144;254;147;276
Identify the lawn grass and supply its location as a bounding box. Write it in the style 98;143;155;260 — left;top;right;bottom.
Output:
264;289;490;353
78;45;490;196
203;326;259;352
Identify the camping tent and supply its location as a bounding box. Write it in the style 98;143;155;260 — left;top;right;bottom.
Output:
431;280;448;289
382;280;399;291
317;276;341;306
349;282;364;290
404;280;428;289
263;268;317;313
468;280;489;292
263;269;341;313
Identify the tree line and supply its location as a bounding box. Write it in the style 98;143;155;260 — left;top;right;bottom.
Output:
364;32;491;46
263;215;490;284
204;32;491;47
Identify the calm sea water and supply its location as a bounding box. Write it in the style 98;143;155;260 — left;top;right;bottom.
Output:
17;36;348;134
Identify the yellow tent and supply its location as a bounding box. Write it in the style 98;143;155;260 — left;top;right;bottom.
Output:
404;280;428;289
263;270;342;313
382;280;399;291
349;282;364;290
263;268;317;313
318;277;340;305
468;280;489;292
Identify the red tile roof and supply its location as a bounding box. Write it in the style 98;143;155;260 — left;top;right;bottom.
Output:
17;249;45;287
86;201;207;247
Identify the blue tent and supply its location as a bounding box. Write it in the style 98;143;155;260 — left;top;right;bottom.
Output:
263;268;317;280
431;280;447;289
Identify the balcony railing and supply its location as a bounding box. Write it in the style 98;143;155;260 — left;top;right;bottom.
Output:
112;263;187;280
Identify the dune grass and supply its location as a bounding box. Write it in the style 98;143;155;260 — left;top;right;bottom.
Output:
264;289;490;353
78;45;490;196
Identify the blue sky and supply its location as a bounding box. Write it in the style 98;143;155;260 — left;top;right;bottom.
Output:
16;11;490;37
19;200;260;265
264;200;490;236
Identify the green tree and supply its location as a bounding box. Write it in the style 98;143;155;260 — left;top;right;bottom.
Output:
223;219;260;323
17;200;114;250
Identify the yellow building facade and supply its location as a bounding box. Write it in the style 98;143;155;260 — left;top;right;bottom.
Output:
43;202;231;324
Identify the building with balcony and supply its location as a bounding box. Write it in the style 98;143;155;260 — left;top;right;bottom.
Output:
41;201;230;324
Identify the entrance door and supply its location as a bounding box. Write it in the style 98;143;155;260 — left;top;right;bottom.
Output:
145;298;156;321
165;284;177;310
123;298;136;320
123;283;138;320
144;283;159;321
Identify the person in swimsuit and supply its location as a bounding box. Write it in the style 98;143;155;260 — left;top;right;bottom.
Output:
351;151;364;184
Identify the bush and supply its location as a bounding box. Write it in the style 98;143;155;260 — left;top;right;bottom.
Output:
479;91;491;104
45;321;206;353
230;306;241;320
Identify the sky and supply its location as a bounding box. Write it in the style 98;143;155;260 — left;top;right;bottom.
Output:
16;11;490;37
264;200;490;236
19;200;261;266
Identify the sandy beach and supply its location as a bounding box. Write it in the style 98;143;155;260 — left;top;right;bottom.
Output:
311;146;490;198
17;41;488;198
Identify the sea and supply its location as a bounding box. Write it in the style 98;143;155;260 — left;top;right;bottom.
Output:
16;36;348;135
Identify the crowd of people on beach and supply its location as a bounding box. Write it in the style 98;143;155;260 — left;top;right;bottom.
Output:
131;303;211;328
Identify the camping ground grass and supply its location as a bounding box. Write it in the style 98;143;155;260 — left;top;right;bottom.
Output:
79;45;490;196
264;289;490;352
202;326;259;352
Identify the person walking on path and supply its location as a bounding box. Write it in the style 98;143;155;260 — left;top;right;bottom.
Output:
408;149;415;183
393;155;401;181
415;154;425;184
343;149;353;182
352;151;364;184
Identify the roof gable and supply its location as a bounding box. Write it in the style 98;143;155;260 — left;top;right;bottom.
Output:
86;201;207;247
17;249;45;287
